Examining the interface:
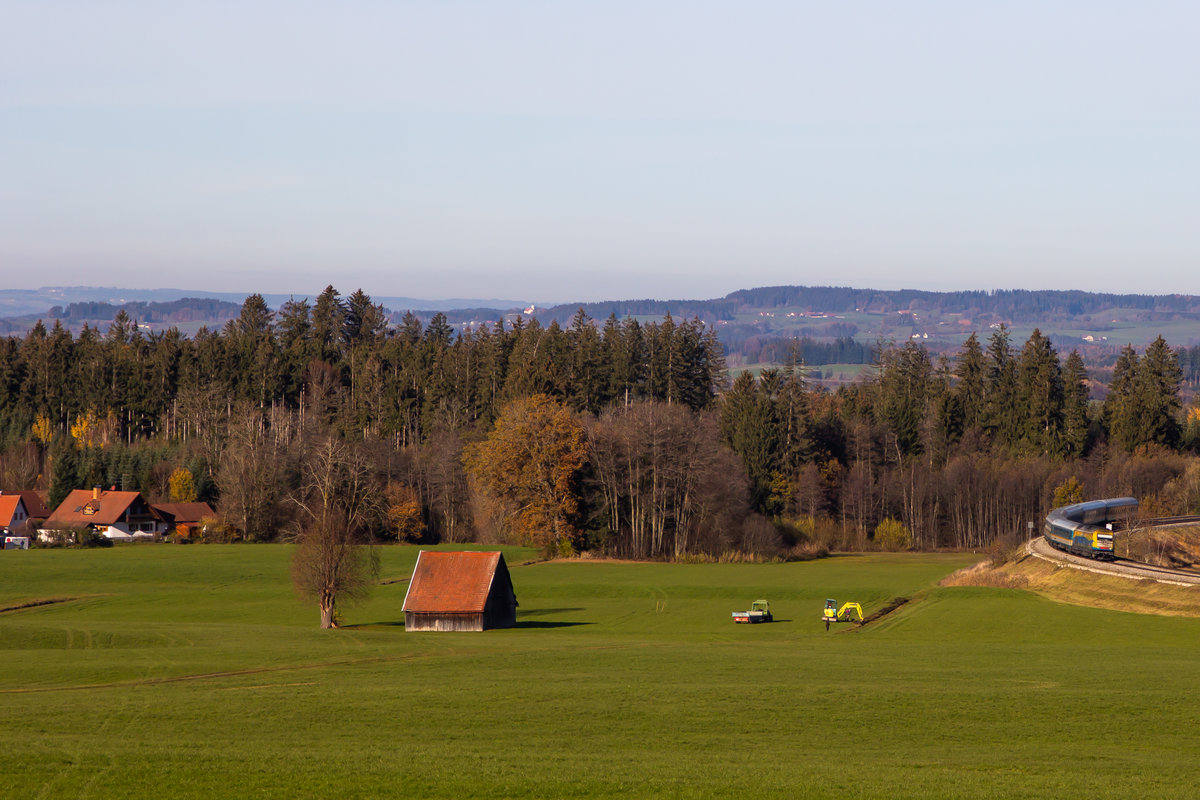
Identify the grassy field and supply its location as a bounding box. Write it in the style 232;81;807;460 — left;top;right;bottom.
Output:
729;363;874;384
3;546;1199;799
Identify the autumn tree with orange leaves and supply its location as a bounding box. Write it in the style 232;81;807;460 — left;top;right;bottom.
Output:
464;394;588;554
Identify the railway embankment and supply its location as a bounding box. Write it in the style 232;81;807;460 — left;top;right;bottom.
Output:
942;541;1200;618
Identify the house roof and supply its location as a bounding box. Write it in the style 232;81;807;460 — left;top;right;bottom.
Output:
45;490;156;528
0;495;25;527
17;491;49;518
152;502;215;524
403;551;507;614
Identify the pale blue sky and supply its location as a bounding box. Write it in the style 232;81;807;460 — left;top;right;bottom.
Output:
2;1;1197;303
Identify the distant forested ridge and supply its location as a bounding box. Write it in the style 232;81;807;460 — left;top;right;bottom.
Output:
535;286;1200;323
47;298;243;324
723;286;1200;318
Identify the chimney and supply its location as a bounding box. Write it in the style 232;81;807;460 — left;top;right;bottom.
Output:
93;487;100;500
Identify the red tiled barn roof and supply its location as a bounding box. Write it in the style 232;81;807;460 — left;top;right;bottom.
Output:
403;551;504;614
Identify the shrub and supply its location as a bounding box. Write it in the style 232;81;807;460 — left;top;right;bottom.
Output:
783;542;830;562
75;530;113;548
986;531;1025;566
198;516;236;543
873;518;912;552
776;515;816;547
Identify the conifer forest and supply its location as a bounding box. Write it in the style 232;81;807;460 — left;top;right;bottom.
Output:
3;286;1200;559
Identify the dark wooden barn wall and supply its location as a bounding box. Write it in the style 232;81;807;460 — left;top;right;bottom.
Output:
405;612;485;632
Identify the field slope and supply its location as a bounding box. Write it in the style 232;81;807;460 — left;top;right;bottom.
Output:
1;546;1198;799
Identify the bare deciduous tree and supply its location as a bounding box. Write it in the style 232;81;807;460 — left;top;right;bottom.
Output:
216;407;288;541
291;435;381;628
586;401;753;559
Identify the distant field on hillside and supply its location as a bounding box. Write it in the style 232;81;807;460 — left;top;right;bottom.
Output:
3;546;1199;799
729;362;874;383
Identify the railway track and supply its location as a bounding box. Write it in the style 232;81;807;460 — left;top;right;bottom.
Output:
1124;515;1200;528
1026;537;1200;586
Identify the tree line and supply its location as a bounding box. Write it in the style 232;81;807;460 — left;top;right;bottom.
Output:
723;285;1200;318
1;286;1198;562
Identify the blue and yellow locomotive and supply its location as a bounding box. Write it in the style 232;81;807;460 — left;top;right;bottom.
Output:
1043;497;1137;561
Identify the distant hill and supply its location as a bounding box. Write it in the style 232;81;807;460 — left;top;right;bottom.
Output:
720;286;1200;318
0;287;528;322
0;287;530;335
515;286;1200;372
4;285;1200;373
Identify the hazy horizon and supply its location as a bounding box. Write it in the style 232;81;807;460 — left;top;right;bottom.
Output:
4;3;1197;300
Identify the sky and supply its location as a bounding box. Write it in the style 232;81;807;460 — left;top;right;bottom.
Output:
2;1;1198;304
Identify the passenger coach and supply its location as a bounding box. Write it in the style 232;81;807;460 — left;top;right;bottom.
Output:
1043;497;1137;561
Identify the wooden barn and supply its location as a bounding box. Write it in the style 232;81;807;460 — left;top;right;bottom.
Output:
402;551;517;632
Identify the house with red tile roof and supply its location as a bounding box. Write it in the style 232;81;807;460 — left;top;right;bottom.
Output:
151;502;216;538
0;492;32;535
16;491;49;520
402;551;517;631
41;488;167;541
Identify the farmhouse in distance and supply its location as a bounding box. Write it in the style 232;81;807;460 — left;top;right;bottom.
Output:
41;488;166;541
402;551;518;632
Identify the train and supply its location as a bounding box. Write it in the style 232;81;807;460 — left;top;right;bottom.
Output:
1043;497;1138;561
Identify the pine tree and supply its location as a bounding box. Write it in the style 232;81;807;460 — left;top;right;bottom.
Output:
1016;329;1064;454
719;371;780;514
983;325;1019;447
955;332;986;430
229;294;279;407
277;297;313;405
397;311;423;346
311;285;345;363
1135;336;1183;449
1103;345;1139;451
776;342;810;472
1061;350;1089;457
877;342;932;458
567;309;603;413
929;354;962;466
343;289;386;347
602;316;645;406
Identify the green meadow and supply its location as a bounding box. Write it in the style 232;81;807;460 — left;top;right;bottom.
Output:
2;545;1199;799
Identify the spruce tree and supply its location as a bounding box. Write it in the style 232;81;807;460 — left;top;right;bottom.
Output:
877;342;932;458
311;285;345;363
1061;350;1089;457
1016;329;1064;454
1135;335;1183;449
955;332;986;430
983;325;1020;447
1103;345;1139;451
720;371;779;514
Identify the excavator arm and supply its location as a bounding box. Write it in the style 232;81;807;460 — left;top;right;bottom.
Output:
838;602;863;623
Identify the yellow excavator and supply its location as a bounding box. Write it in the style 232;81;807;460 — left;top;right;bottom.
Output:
822;599;863;630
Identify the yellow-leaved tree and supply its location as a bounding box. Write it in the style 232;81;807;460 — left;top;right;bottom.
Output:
873;518;912;551
384;482;425;542
463;394;588;554
1052;476;1084;508
31;414;53;445
169;467;198;503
